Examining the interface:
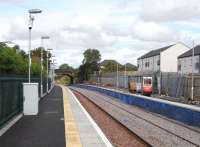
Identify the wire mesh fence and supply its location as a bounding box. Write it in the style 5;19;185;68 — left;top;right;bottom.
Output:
0;75;51;128
161;73;200;101
90;72;200;101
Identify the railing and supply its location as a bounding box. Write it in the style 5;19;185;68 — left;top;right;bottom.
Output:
0;75;52;128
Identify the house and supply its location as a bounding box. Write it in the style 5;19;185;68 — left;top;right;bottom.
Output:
137;42;190;72
178;45;200;74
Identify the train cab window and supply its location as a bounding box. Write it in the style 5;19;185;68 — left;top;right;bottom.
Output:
144;79;152;85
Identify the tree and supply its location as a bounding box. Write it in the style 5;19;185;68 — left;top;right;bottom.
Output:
31;62;41;75
0;44;27;74
31;47;52;75
83;48;101;73
0;42;7;49
59;64;74;72
77;49;101;82
122;63;137;71
100;60;122;73
0;44;43;75
83;49;101;64
13;45;20;52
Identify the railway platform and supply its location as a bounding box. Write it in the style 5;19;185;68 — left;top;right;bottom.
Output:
0;85;111;147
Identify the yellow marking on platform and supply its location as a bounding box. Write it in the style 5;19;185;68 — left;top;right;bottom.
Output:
60;85;82;147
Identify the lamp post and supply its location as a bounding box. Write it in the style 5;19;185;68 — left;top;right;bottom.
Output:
28;9;42;83
52;60;57;86
51;56;55;89
124;64;127;89
40;36;50;97
47;48;53;93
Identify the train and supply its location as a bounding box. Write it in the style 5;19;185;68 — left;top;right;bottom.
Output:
142;77;153;96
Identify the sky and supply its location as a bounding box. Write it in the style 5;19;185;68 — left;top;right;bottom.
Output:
0;0;200;68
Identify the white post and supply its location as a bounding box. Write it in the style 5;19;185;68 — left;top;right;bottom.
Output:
46;51;49;93
191;40;195;100
50;62;52;89
28;25;32;83
52;63;54;88
124;64;127;89
52;64;54;86
28;9;42;83
40;39;43;97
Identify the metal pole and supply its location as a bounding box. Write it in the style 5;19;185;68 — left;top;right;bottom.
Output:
191;40;195;100
124;64;127;89
47;51;49;93
51;62;53;88
28;27;31;83
40;39;43;97
53;62;55;86
28;10;42;83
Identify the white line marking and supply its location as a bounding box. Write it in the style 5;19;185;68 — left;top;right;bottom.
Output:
44;111;59;114
0;113;23;136
67;87;114;147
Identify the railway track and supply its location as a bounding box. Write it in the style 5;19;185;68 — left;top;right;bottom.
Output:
72;89;150;147
70;87;200;147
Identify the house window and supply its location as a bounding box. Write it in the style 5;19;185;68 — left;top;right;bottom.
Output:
195;62;199;70
145;62;149;68
178;64;181;71
157;60;160;66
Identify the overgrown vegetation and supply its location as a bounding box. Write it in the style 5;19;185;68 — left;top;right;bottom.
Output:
77;49;101;82
0;43;48;75
76;48;137;83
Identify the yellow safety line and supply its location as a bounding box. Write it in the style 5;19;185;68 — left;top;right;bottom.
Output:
60;85;82;147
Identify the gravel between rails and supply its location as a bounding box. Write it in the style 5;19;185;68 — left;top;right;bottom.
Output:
71;89;150;147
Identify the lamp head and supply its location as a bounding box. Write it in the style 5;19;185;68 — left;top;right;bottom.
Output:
29;9;42;14
41;36;50;40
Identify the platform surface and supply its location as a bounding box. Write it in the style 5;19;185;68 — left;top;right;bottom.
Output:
0;85;109;147
64;86;108;147
0;86;65;147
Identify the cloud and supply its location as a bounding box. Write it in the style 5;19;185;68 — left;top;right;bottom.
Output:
141;0;200;22
131;21;180;42
0;0;24;4
1;0;200;68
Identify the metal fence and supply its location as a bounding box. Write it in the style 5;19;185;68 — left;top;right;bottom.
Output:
160;73;200;101
90;72;200;101
90;74;128;88
0;75;51;128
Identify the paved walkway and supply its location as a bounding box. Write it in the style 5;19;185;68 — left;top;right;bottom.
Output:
63;86;109;147
0;85;111;147
0;86;65;147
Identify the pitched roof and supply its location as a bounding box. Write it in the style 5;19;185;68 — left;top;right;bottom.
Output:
138;44;174;60
178;45;200;58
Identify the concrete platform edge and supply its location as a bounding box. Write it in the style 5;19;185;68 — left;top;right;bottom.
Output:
67;87;114;147
0;113;23;136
